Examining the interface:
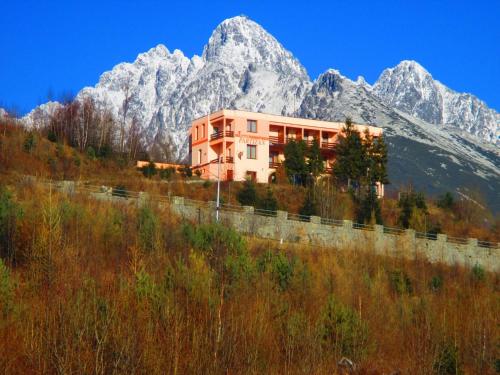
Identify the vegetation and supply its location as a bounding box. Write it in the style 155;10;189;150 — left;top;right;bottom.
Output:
0;182;496;373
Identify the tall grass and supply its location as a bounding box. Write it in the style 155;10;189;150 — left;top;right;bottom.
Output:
0;180;497;374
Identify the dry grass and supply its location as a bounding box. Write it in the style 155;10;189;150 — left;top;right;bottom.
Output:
0;180;498;374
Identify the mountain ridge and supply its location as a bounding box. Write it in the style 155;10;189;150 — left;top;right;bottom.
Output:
21;15;500;210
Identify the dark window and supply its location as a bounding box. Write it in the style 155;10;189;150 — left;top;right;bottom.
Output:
247;120;257;133
247;144;257;159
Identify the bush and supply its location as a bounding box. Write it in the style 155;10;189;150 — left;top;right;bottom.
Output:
0;188;22;262
137;206;160;252
437;192;455;210
0;259;14;318
23;132;37;153
429;275;443;292
318;295;370;361
160;167;176;180
389;269;413;295
434;342;462;375
471;264;485;282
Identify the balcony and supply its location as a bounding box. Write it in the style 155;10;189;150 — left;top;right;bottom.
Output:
321;142;336;150
210;131;234;141
269;161;281;169
210;156;234;164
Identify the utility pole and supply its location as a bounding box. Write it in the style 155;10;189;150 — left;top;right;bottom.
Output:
216;154;221;222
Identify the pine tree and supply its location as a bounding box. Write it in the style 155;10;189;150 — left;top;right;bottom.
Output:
237;178;257;206
258;186;278;212
333;118;366;191
307;138;324;178
284;139;308;185
300;187;318;217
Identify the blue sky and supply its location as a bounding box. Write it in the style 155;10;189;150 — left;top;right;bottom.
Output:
1;0;499;115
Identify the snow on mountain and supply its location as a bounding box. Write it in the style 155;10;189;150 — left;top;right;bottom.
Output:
24;101;61;129
0;108;7;118
298;69;500;211
373;60;499;144
64;15;311;158
21;15;499;209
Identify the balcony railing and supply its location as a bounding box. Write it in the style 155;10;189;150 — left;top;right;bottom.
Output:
210;156;234;164
210;131;234;141
321;142;336;150
269;161;281;169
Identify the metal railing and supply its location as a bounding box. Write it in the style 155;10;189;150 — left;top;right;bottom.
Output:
40;180;499;250
269;161;281;169
320;217;344;227
210;131;234;140
287;213;311;222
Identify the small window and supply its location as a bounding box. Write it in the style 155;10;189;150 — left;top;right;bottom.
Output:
198;149;202;164
202;124;205;138
247;120;257;133
195;126;199;140
247;144;257;159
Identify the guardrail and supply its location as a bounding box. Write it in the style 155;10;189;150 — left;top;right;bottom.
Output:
210;131;234;141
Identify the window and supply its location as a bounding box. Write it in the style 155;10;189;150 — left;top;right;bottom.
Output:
247;144;257;159
202;124;205;138
198;149;202;164
247;120;257;133
195;126;199;140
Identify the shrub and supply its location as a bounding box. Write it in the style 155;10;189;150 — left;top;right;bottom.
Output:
318;295;370;361
471;264;485;282
23;132;37;153
389;269;413;295
160;167;176;180
434;342;462;375
86;146;96;160
437;192;455;210
429;275;443;292
0;259;14;318
137;206;160;252
202;180;212;189
0;188;22;262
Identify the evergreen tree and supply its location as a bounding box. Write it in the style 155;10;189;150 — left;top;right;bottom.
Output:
258;186;278;212
141;161;157;178
237;178;257;206
356;186;382;224
284;139;308;185
307;138;324;178
300;187;318;217
333;118;366;191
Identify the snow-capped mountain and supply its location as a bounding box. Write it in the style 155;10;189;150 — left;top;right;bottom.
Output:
68;16;310;156
373;60;499;143
298;69;500;211
22;15;500;210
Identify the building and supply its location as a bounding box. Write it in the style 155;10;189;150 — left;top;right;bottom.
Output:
190;109;383;193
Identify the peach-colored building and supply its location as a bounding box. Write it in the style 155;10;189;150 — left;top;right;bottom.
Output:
190;109;383;193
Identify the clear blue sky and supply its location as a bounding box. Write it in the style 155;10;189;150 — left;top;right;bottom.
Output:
1;0;499;115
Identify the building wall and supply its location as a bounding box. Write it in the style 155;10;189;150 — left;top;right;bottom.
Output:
190;109;384;185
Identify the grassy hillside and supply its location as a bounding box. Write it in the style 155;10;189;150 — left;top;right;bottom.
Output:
0;182;498;374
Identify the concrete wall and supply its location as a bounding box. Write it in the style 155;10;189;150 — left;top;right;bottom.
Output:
51;181;499;273
169;196;499;273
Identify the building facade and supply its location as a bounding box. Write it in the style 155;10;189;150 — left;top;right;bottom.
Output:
189;109;383;192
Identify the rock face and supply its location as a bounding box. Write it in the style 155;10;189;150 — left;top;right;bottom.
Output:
372;60;499;143
64;16;310;157
22;16;500;210
298;70;500;211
